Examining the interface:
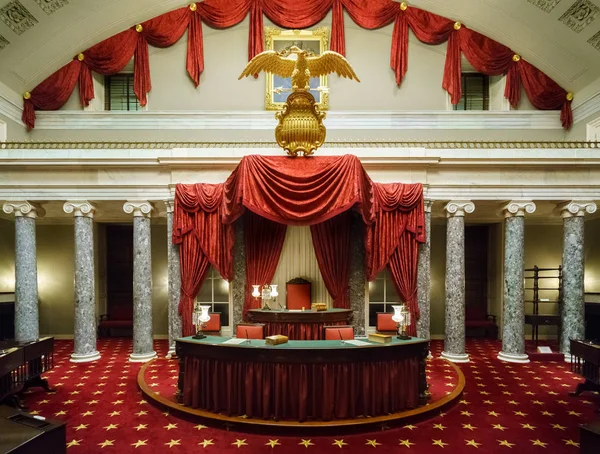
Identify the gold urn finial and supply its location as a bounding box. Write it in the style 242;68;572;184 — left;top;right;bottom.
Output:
239;47;360;156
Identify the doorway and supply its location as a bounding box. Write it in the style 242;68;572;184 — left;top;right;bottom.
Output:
465;225;493;336
105;225;134;334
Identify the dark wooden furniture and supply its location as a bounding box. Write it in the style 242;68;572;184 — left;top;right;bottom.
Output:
580;421;600;454
524;265;562;347
585;292;600;341
569;339;600;412
176;335;429;422
247;308;352;340
0;405;66;454
0;293;15;341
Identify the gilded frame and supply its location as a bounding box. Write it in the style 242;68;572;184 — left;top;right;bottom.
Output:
264;27;330;111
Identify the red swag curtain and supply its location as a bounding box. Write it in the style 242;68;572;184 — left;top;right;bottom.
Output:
388;234;419;336
310;211;352;309
243;211;287;317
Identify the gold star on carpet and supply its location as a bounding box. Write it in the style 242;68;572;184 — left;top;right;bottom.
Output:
74;424;88;431
366;439;381;447
232;439;248;448
104;424;118;431
92;391;103;395
265;439;281;448
540;411;554;417
109;411;120;417
38;399;49;404
134;424;147;431
98;440;115;448
551;424;566;431
465;439;481;448
521;424;536;430
132;440;148;448
333;439;347;448
112;400;123;405
138;399;147;404
87;400;98;405
163;411;170;417
497;439;515;448
67;440;82;448
69;391;80;395
488;411;500;417
403;425;417;430
563;439;579;447
135;410;148;416
567;410;581;416
81;411;93;417
55;410;67;416
299;439;314;447
532;400;544;405
461;411;473;417
492;424;507;431
165;439;181;448
507;400;518;405
164;423;178;430
483;400;494;405
479;391;490;396
463;424;477;431
29;410;39;415
399;439;414;448
459;400;470;405
502;391;512;395
194;424;208;430
557;400;568;405
115;391;125;395
432;439;448;448
199;439;214;448
513;411;526;417
433;423;446;430
530;439;547;448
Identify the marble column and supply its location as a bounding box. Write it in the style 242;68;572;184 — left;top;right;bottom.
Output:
498;201;536;364
349;213;366;336
165;200;182;358
558;201;597;359
231;219;246;328
63;202;101;363
441;201;474;363
416;200;433;340
124;201;156;362
2;201;44;343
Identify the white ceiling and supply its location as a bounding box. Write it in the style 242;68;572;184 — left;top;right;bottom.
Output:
0;0;599;98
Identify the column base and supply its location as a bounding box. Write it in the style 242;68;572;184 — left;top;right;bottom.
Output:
70;351;101;363
441;351;470;363
498;351;530;364
165;345;176;359
129;351;157;363
563;354;573;363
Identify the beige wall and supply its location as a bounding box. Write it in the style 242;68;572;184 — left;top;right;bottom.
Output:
151;224;168;336
430;223;446;336
585;218;600;293
0;218;15;292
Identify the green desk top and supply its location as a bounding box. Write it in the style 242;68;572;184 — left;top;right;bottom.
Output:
178;335;428;349
248;308;350;313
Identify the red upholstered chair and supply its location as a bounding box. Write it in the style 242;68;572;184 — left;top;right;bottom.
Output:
202;313;221;335
324;325;354;340
286;278;311;310
465;304;498;338
98;304;133;337
376;312;398;335
236;323;265;340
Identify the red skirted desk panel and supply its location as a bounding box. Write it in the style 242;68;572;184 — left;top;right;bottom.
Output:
246;309;352;340
176;336;429;422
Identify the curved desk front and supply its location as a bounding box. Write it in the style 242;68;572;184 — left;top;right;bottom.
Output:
176;336;428;422
246;308;352;340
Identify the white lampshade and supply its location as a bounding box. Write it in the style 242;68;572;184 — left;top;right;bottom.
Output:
271;284;279;298
391;305;404;324
199;305;211;323
252;285;261;298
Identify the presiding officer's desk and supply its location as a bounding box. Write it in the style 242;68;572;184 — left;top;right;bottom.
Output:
176;335;428;423
247;308;353;340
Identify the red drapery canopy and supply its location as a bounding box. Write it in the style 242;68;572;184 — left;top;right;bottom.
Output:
22;1;572;129
174;155;425;336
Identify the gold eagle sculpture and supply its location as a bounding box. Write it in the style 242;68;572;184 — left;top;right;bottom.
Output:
238;46;360;90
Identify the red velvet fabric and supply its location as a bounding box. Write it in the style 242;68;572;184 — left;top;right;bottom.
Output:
243;211;287;317
310;211;351;308
388;233;419;336
262;320;346;340
183;356;419;421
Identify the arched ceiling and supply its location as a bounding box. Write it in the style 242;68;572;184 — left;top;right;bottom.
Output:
0;0;599;99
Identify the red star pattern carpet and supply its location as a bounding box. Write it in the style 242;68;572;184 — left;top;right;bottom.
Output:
21;338;598;453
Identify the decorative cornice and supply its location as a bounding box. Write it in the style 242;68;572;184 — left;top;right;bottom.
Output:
557;201;597;218
573;91;600;124
164;199;175;213
31;110;565;131
63;201;96;218
0;91;24;126
444;201;475;217
123;201;154;218
503;200;536;218
2;201;44;218
424;200;434;213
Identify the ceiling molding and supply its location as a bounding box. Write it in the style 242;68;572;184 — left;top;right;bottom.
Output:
0;90;24;126
31;110;565;131
573;90;600;124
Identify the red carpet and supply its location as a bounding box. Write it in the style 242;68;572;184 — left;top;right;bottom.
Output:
22;338;598;453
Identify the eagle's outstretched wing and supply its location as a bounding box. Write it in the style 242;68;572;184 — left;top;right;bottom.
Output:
238;51;296;79
306;51;360;82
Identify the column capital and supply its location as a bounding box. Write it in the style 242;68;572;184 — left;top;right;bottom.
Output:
2;201;45;218
164;199;175;213
123;201;154;218
503;200;536;218
424;199;434;213
557;200;597;218
444;201;474;218
63;201;97;218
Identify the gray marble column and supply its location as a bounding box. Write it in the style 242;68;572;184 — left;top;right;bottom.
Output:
64;202;100;363
165;200;182;358
231;219;246;328
441;201;474;363
498;201;536;364
124;201;156;362
416;200;433;340
349;213;366;336
2;201;44;343
558;201;597;359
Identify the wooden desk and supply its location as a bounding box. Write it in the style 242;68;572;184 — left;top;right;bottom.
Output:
176;335;429;422
570;339;600;411
247;309;352;340
0;405;65;454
